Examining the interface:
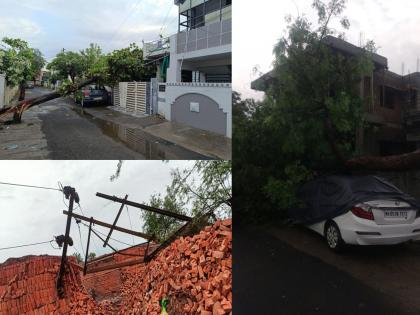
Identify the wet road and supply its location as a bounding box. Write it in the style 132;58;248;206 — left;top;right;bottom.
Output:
28;88;208;159
234;224;413;315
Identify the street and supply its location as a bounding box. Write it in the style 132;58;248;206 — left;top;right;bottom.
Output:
0;87;209;159
234;224;416;315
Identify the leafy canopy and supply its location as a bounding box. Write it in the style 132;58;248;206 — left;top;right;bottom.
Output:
234;0;376;222
0;37;45;86
141;161;232;242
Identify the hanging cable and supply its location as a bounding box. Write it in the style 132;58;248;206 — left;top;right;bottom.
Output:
0;181;62;192
0;240;55;251
126;205;135;245
81;222;132;247
77;221;85;254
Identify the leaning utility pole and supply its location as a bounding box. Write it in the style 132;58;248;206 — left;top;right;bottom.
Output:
56;186;79;297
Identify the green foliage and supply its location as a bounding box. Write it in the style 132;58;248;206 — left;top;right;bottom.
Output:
106;43;154;84
73;252;83;264
30;48;46;80
47;51;84;83
72;252;96;263
234;0;376;223
142;189;186;243
142;161;232;242
46;43;155;89
0;37;44;87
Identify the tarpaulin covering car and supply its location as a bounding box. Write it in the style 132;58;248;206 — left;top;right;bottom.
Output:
289;175;420;224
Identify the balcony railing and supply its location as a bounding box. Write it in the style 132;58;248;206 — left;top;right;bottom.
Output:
176;18;231;54
143;38;170;58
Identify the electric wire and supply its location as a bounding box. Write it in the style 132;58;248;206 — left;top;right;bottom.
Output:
105;0;144;50
0;181;62;192
76;220;85;254
81;222;132;247
0;240;55;251
125;205;135;245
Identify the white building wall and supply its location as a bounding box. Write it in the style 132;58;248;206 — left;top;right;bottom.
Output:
0;74;5;108
159;82;232;138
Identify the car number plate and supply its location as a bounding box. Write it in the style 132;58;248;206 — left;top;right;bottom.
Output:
94;97;103;100
384;210;408;219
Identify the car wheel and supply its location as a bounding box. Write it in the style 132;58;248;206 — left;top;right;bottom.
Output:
325;221;344;252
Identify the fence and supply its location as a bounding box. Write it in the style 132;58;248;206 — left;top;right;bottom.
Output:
112;82;151;115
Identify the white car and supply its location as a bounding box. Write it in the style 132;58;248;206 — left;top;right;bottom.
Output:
294;176;420;251
308;200;420;251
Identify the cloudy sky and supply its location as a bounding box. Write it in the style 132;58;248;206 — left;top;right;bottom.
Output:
234;0;420;100
0;160;194;263
0;0;178;60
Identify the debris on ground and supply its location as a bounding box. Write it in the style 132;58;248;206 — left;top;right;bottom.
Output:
0;220;232;314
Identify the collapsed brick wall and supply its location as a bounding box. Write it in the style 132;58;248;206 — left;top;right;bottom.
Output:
0;255;112;315
81;243;159;301
118;219;232;315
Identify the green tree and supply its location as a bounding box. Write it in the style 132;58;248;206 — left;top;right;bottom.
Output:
234;0;376;222
87;252;96;261
47;51;84;83
142;189;186;242
106;43;154;84
0;37;43;100
142;161;232;241
73;252;83;264
29;48;46;81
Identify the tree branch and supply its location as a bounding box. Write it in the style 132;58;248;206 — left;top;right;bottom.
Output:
345;149;420;172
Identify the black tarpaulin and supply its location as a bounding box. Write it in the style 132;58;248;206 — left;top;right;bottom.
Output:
289;175;420;224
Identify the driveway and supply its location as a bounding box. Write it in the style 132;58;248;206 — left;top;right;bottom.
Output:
235;224;415;315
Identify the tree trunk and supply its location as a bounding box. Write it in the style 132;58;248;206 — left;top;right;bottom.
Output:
0;77;96;122
345;149;420;172
18;84;25;101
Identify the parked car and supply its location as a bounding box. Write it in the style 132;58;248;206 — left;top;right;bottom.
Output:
25;81;34;89
291;175;420;251
74;85;110;107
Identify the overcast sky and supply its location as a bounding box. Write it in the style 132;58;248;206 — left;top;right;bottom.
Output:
0;160;194;263
234;0;420;100
0;0;178;60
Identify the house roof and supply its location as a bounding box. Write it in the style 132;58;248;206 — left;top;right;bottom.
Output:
251;35;389;92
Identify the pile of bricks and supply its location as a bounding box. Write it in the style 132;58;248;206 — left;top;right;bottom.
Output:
0;255;113;314
82;243;158;301
118;219;232;315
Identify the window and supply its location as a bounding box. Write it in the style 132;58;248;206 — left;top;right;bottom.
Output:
379;85;401;109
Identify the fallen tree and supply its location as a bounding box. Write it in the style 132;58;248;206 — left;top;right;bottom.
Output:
0;77;96;123
345;149;420;171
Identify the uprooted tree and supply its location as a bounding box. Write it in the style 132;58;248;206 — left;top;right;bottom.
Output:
0;42;154;123
234;0;420;222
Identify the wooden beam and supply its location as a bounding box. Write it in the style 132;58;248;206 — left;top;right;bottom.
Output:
96;192;192;221
62;211;154;241
86;257;145;274
103;194;128;248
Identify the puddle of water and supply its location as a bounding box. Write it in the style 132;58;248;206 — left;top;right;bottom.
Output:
70;107;209;160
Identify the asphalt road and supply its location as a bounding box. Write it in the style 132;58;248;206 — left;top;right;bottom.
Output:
25;87;206;159
234;225;411;315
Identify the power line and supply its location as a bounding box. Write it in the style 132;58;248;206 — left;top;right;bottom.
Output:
0;181;61;192
126;205;135;245
0;240;55;251
105;0;144;49
81;222;132;247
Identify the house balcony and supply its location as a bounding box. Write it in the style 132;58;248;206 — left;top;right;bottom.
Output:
143;38;170;58
175;18;231;55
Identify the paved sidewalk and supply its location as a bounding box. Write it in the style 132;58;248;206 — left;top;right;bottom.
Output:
82;105;232;160
0;107;50;159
